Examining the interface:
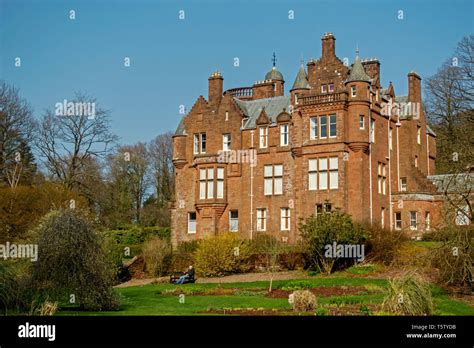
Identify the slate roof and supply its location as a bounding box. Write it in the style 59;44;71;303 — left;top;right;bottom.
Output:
265;67;284;81
175;115;186;135
234;95;291;129
346;56;371;83
427;173;473;193
291;64;310;90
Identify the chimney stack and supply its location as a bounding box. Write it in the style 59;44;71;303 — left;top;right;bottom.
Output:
407;71;421;103
321;32;336;60
208;71;223;109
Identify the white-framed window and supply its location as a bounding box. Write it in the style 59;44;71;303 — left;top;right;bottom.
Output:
264;165;273;195
410;211;417;230
225;111;229;121
217;167;224;199
310;117;318;139
417;126;421;144
359;115;365;129
329;114;337;137
455;206;470;226
280;124;289;146
381;208;385;228
201;133;206;153
206;168;214;198
256;208;267;232
259;126;268;148
188;212;197;234
308;159;318;190
199;167;219;199
320;115;327;138
395;212;402;230
377;163;386;195
295;94;299;105
389;128;393;150
193;133;206;154
329;157;338;189
425;212;431;231
328;83;334;93
229;210;239;232
264;164;283;195
309;157;339;190
414;155;418;168
280;208;290;231
351;85;356;97
370;119;375;143
382;165;386;195
199;169;207;199
193;134;199;154
223;133;231;151
319;158;328;190
400;177;407;192
321;84;327;93
274;164;283;194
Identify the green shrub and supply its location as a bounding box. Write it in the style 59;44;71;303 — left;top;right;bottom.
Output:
279;242;306;270
365;224;406;265
142;237;172;277
0;262;20;314
291;290;317;312
171;241;198;272
280;280;313;291
299;210;368;274
195;233;251;277
429;225;473;288
176;240;199;253
382;272;434;315
32;209;120;311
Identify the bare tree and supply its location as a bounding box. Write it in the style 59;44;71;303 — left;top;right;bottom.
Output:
425;35;473;224
425;36;473;170
107;143;150;224
35;93;117;190
148;132;174;207
0;82;36;187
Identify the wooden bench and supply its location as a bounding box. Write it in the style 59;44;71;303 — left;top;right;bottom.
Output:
170;272;196;284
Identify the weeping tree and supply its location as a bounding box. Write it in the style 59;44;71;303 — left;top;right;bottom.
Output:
32;209;120;311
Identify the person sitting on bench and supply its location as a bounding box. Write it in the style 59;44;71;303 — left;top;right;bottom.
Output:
176;265;194;284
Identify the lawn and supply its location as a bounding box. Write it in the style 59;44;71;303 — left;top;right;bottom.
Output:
57;274;474;316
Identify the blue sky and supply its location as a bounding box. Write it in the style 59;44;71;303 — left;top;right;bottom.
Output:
1;0;473;145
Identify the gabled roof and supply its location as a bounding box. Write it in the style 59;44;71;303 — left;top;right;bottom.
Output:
291;64;310;90
234;95;291;129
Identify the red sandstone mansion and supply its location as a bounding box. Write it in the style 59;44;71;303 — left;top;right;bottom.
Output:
170;32;452;246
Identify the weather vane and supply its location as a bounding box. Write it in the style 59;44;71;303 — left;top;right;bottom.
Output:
272;52;277;67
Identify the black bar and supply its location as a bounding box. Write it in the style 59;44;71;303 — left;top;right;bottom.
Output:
0;316;472;346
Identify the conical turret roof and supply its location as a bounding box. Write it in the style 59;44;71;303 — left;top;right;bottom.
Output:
346;50;370;83
291;64;310;90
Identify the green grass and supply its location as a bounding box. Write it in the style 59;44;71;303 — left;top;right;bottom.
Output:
413;241;441;249
55;275;474;316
